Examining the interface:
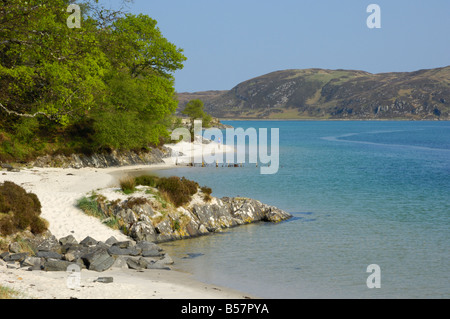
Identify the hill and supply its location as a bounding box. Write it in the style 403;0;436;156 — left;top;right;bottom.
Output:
177;66;450;120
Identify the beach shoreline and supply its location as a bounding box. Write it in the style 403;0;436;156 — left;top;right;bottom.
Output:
0;141;256;299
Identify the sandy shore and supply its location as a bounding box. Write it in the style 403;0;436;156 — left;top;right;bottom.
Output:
0;141;252;299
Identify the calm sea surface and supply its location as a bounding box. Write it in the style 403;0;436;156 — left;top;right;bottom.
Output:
143;121;449;298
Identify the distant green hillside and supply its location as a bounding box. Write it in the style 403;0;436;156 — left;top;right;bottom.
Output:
177;66;450;120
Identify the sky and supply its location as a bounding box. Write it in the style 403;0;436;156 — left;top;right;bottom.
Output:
99;0;450;92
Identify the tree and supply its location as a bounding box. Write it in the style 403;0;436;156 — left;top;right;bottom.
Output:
182;99;212;128
0;0;109;125
0;0;187;159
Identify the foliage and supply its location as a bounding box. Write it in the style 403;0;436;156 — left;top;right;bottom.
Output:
182;99;212;130
134;175;159;188
200;186;212;202
156;176;199;207
0;181;48;235
0;0;186;160
119;176;136;194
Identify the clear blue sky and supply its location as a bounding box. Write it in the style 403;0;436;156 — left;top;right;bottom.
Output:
100;0;450;92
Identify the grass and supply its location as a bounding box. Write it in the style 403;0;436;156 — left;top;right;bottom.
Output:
76;196;123;231
0;286;19;299
119;176;136;194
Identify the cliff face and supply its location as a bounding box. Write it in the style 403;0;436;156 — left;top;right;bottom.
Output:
96;192;292;244
177;66;450;120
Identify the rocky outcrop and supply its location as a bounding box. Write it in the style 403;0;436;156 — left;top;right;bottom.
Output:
0;231;172;272
29;147;171;169
97;194;292;244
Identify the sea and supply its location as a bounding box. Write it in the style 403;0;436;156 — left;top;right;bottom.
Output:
144;120;449;299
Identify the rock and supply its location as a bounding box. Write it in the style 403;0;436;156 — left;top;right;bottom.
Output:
61;244;88;260
147;262;171;270
126;257;148;270
80;236;98;247
111;256;129;269
95;277;114;283
129;222;157;242
36;251;63;259
107;245;140;256
155;219;173;235
36;235;60;252
64;252;77;262
81;248;114;272
22;257;44;270
136;241;162;252
59;235;78;246
105;236;119;246
157;254;174;265
43;259;73;271
112;240;135;249
0;252;10;260
8;242;22;253
4;252;29;262
0;163;13;170
7;262;20;269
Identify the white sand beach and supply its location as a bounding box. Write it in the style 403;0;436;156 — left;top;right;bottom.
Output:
0;141;251;299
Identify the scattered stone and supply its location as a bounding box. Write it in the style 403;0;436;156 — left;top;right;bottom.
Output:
105;236;118;245
111;256;128;269
59;235;78;246
8;242;22;253
80;236;98;247
156;254;174;265
36;251;63;259
112;240;136;249
95;277;113;283
4;252;29;262
141;249;163;258
43;259;73;272
81;248;115;272
7;262;20;269
0;163;13;170
0;252;10;260
107;245;140;256
36;235;60;252
126;257;148;270
22;257;43;268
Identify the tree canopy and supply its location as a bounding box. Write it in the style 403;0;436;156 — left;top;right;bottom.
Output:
0;0;187;160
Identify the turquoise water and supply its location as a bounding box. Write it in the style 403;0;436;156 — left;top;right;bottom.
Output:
154;121;449;298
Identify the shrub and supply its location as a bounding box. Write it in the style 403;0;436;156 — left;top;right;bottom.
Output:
119;176;136;194
125;197;149;209
134;175;159;188
0;181;47;235
200;186;212;202
156;176;199;207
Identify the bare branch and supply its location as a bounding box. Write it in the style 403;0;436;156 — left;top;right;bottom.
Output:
0;102;51;119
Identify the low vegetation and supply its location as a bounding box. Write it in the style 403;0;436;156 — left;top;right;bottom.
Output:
0;285;19;299
0;181;48;236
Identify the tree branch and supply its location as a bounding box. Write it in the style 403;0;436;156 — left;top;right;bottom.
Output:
0;102;51;119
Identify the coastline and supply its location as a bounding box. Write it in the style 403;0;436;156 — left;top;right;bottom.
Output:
0;141;256;299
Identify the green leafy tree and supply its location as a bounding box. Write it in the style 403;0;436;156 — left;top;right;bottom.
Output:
0;1;187;159
182;99;212;129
